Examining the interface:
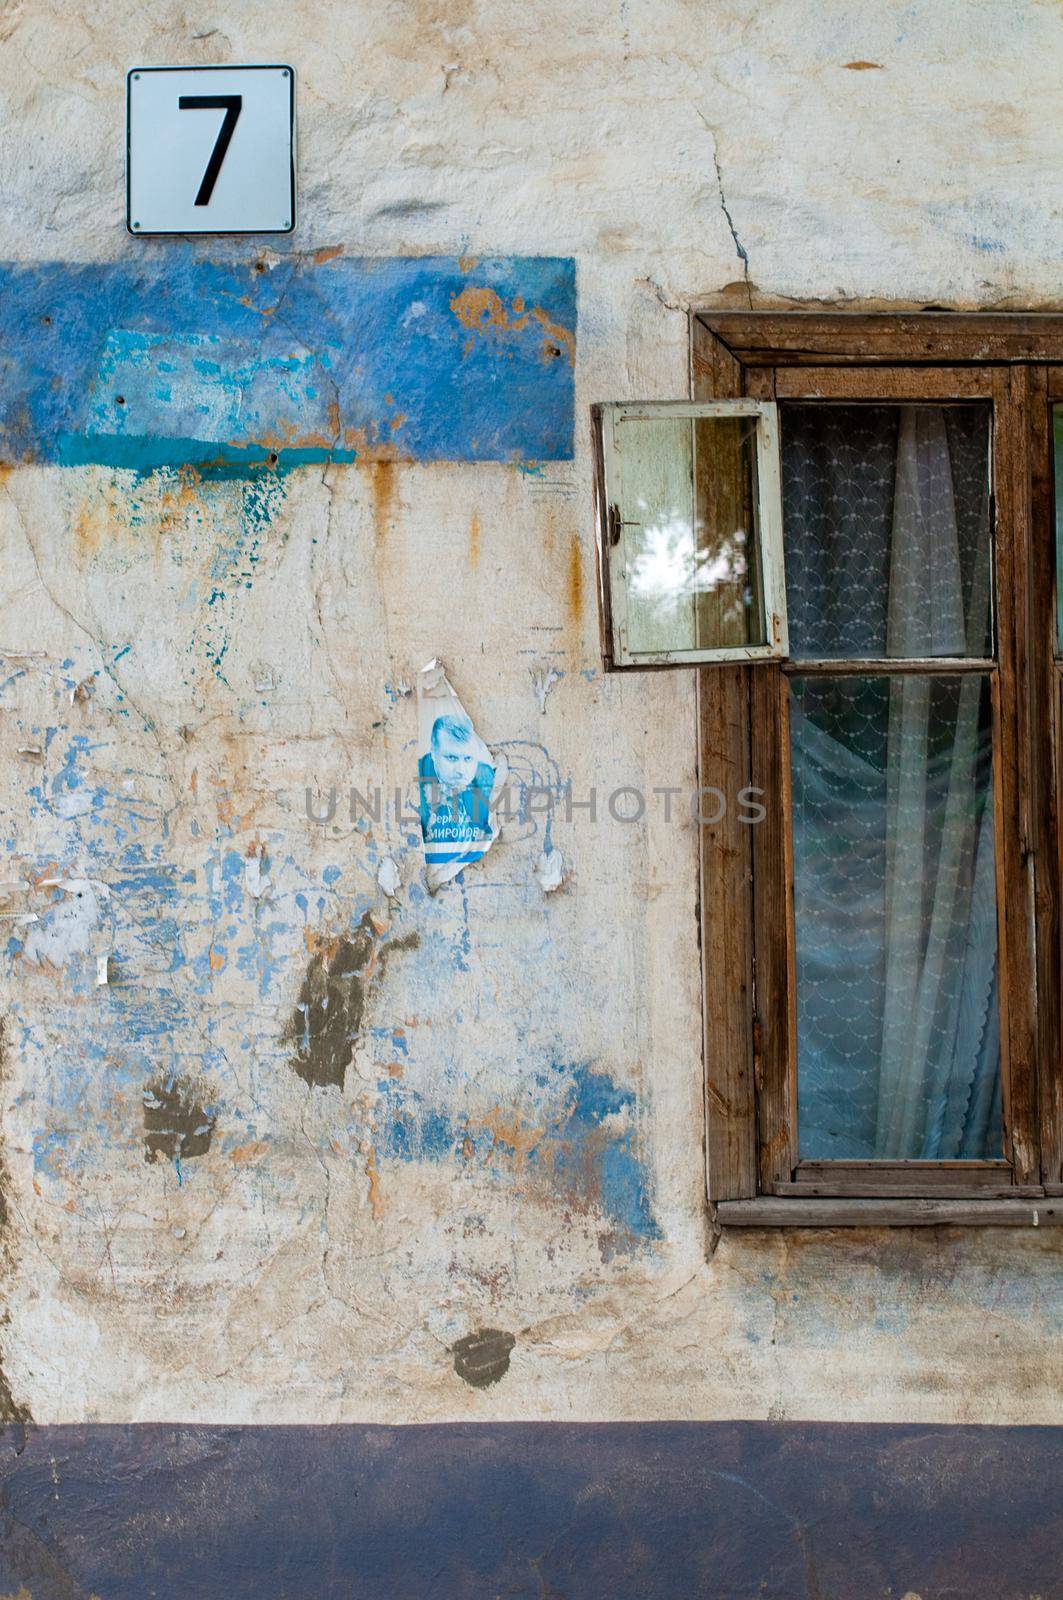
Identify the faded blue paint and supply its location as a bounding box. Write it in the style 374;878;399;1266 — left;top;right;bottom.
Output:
15;837;201;1182
549;1066;657;1243
9;723;650;1237
967;233;1007;254
372;1059;658;1247
0;253;575;470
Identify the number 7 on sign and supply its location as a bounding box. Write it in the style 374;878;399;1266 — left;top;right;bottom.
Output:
177;95;242;206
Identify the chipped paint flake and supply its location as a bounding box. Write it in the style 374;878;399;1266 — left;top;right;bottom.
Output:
377;856;401;899
535;847;566;893
21;878;110;968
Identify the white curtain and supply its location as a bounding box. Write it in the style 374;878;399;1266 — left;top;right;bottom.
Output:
789;404;1000;1160
874;408;997;1157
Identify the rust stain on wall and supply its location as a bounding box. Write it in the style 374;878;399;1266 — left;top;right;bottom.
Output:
469;509;481;568
72;467;211;561
340;425;403;461
365;459;399;543
450;286;576;366
450;286;515;333
364;1146;385;1220
284;913;419;1091
480;1107;545;1165
567;528;583;626
530;306;576;366
229;1141;268;1167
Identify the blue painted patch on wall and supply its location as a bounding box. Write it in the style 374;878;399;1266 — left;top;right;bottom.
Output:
0;252;576;471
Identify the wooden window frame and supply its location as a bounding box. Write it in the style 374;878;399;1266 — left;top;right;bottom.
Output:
692;311;1063;1227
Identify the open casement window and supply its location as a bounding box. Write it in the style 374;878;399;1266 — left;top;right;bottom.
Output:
596;313;1063;1226
592;401;787;665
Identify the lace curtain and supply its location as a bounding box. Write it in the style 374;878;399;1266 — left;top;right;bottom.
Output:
786;404;1001;1160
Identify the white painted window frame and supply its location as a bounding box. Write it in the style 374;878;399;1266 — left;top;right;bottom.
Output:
595;399;788;668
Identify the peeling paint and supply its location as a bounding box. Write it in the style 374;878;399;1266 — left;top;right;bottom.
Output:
376;857;401;899
372;1060;658;1249
535;847;566;892
530;663;562;713
20;878;109;968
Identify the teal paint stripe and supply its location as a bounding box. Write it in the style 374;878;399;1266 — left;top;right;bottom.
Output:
56;432;358;475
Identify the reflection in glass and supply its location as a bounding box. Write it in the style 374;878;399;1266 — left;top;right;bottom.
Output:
781;404;993;660
618;414;765;655
792;674;1001;1160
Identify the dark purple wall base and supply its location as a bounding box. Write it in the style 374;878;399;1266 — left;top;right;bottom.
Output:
0;1421;1058;1599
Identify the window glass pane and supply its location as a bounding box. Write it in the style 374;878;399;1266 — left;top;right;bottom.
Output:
791;673;1001;1160
613;413;767;655
781;404;993;660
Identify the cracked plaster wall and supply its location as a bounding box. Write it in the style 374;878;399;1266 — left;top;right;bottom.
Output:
0;0;1061;1426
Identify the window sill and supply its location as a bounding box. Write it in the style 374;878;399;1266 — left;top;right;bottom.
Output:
715;1197;1063;1228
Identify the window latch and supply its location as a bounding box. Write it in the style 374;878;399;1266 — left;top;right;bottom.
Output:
608;502;622;547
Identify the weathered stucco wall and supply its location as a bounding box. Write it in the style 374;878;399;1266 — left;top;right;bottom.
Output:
0;0;1060;1426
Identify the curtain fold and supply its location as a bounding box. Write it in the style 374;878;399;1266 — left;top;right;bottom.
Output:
875;407;996;1156
874;670;997;1155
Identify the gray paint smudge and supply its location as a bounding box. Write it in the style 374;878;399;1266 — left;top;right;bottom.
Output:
452;1328;516;1388
143;1079;216;1164
283;912;418;1091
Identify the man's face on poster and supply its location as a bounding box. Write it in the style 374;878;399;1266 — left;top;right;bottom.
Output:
434;729;479;792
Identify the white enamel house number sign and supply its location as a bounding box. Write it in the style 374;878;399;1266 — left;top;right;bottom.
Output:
127;65;295;236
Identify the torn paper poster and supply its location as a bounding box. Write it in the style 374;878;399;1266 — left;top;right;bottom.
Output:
535;847;566;893
417;659;506;892
21;878;110;967
530;662;562;714
377;856;401;899
243;844;272;900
